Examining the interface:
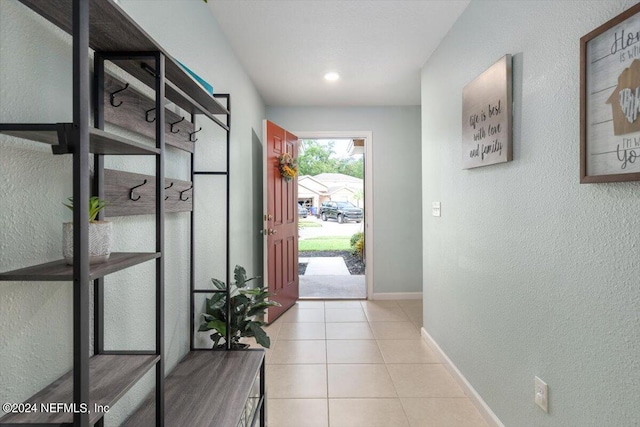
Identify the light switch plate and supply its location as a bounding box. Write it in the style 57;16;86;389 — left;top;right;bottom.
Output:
432;202;441;217
534;376;548;413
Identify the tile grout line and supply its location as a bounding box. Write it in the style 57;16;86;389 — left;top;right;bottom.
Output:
367;301;413;426
324;303;330;427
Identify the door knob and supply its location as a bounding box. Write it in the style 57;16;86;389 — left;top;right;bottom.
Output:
268;228;277;235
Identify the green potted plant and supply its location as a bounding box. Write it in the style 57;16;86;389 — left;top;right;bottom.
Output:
62;196;112;265
199;265;280;349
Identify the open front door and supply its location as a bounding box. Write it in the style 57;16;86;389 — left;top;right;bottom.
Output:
263;120;299;322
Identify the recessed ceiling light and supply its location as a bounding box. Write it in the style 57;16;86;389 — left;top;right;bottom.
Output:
324;72;340;82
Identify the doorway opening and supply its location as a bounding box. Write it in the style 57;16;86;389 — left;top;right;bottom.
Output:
294;132;372;299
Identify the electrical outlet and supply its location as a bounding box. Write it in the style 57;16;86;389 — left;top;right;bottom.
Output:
534;376;548;413
432;202;441;217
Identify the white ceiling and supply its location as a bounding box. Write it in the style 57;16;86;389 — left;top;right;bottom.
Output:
207;0;470;107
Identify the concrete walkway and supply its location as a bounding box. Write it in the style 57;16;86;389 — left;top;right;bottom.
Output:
299;256;366;299
302;257;350;275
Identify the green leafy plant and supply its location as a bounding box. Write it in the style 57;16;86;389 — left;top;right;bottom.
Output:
350;231;363;248
199;265;280;349
64;196;107;222
351;231;364;258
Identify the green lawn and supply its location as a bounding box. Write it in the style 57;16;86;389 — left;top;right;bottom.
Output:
298;220;322;228
298;236;350;251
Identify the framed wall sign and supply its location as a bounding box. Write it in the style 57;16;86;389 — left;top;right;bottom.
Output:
462;55;512;169
581;3;640;183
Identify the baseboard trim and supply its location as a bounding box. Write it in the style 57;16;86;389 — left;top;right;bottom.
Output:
421;327;504;427
371;292;422;300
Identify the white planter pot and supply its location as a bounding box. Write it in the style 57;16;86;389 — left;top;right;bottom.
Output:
62;221;113;265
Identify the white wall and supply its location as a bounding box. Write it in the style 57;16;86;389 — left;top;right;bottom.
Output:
0;0;264;424
421;1;640;425
267;106;422;294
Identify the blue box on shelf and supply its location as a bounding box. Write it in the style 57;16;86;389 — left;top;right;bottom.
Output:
177;61;214;95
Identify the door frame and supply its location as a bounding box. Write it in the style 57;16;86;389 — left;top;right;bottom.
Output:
293;130;374;300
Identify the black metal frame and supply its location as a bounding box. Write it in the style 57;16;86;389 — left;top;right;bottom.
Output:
93;50;166;427
189;94;232;352
72;1;90;425
259;355;266;426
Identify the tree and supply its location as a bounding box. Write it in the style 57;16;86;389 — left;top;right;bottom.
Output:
298;140;363;179
336;156;364;179
298;140;336;176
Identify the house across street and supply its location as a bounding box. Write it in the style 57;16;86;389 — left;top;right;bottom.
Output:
298;173;363;214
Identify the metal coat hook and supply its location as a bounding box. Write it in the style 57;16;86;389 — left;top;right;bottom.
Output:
179;184;193;201
164;182;174;200
141;62;157;77
189;127;202;142
169;117;185;133
110;83;130;107
129;179;147;201
145;108;156;123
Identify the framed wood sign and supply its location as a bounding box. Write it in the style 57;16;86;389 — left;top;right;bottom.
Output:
581;3;640;183
462;55;512;169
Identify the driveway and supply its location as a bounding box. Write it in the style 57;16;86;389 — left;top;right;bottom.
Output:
299;215;363;239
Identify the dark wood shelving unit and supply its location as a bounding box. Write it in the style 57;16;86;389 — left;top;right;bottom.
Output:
0;1;167;425
0;1;264;426
123;351;264;427
107;59;230;130
103;169;193;217
0;252;160;282
0;124;160;155
19;0;229;118
103;73;197;153
0;354;159;425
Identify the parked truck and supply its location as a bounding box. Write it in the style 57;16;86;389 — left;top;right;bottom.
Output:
319;201;363;223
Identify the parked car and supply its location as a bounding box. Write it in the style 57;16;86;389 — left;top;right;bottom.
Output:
319;201;363;223
298;205;308;218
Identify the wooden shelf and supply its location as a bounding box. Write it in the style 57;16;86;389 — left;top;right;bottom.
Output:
0;252;161;282
18;0;229;117
104;73;196;153
0;124;160;155
104;169;193;217
0;354;159;425
124;350;264;427
88;127;160;155
110;58;230;124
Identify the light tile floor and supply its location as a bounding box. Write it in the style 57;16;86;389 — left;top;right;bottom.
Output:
249;300;488;427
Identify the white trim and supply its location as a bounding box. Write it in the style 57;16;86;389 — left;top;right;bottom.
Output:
294;130;374;300
298;181;324;196
372;292;422;300
298;175;328;190
421;327;505;427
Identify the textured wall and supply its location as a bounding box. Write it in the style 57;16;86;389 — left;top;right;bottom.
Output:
267;106;423;294
421;1;640;425
0;0;78;417
0;0;265;424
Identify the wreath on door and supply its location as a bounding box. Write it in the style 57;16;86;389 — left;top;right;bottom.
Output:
278;153;298;181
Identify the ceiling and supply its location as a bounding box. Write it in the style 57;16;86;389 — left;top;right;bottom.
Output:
207;0;470;107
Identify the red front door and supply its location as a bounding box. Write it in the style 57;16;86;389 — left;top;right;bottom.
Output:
263;120;299;322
